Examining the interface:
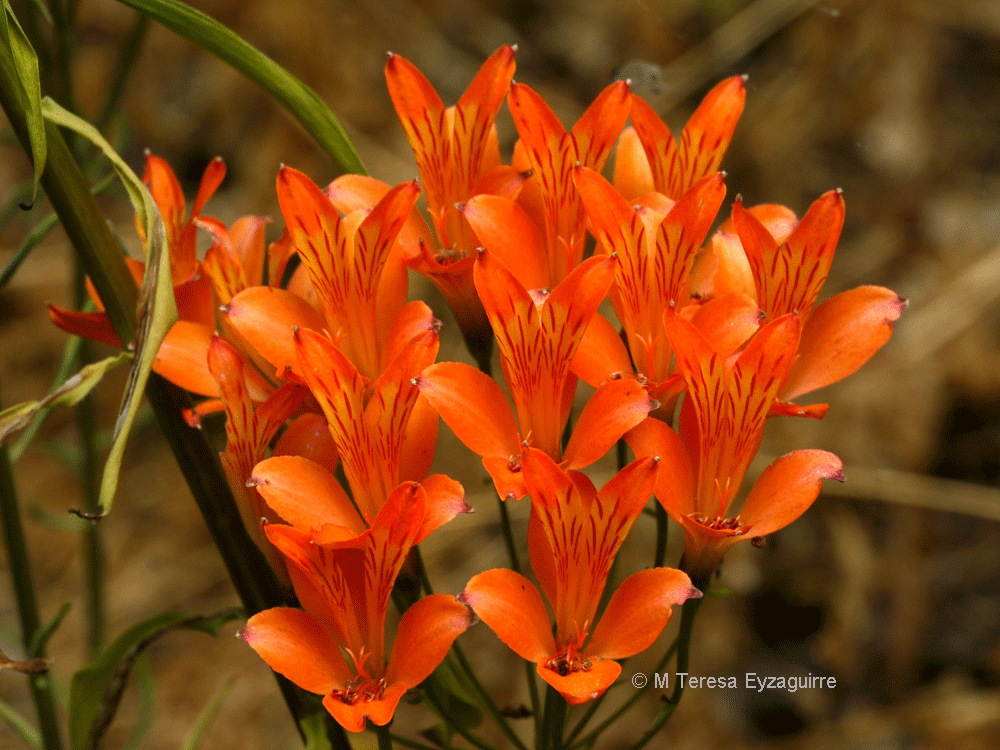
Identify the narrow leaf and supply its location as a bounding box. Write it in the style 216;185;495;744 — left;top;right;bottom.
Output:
179;675;235;750
0;697;41;748
41;97;178;515
28;602;71;657
0;352;132;445
111;0;365;174
0;1;46;204
299;708;333;750
68;609;243;750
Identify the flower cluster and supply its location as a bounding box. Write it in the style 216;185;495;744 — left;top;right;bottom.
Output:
52;45;904;731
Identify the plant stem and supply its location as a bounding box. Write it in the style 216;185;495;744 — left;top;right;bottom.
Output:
654;503;668;568
0;440;64;750
375;724;393;750
539;684;566;750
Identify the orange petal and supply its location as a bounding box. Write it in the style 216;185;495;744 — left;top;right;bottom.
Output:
460;195;550;290
386;594;474;688
739;449;844;538
628;92;679;199
414;361;521;461
570;81;632;170
676;76;745;195
415;473;470;543
462;568;555;663
153;320;219;397
571;312;634;387
251;455;363;534
537;659;621;705
688;292;761;357
613;126;654;201
781;286;906;401
586;568;698;660
563;378;657;469
191;156;226;217
47;305;122;347
398;392;439;484
272;413;340;474
323;683;407;732
239;607;350;695
225;286;326;379
623;417;696;521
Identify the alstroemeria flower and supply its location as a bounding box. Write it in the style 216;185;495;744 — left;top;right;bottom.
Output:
206;336;303;582
225;167;420;384
385;46;520;366
571;165;751;402
415;249;655;500
463;448;699;704
502;79;632;285
615;76;746;202
240;482;474;732
626;313;844;581
293;323;445;521
49;153;222;351
715;191;906;417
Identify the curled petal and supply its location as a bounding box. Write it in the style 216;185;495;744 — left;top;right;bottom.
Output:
462;569;555;663
781;286;906;401
48;306;121;347
323;683;407;733
586;568;698;660
739;449;844;539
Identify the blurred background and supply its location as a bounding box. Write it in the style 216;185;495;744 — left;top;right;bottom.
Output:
2;0;1000;748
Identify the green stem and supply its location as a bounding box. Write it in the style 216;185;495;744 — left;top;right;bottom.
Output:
539;684;566;750
653;503;668;568
0;440;64;750
375;724;393;750
566;633;682;749
388;734;438;750
497;496;521;573
421;680;499;750
449;645;529;750
625;591;704;750
72;261;104;658
96;12;149;132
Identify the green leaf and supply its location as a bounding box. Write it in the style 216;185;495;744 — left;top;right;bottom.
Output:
41;97;177;516
28;602;71;657
0;696;41;748
299;707;333;750
0;1;46;205
179;675;235;750
68;609;243;750
110;0;365;175
0;352;132;445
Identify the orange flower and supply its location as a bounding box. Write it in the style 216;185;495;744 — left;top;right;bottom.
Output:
292;324;445;521
385;46;520;364
49;153;222;350
240;482;473;732
462;448;698;704
497;79;632;285
712;191;907;417
571;165;750;401
615;76;746;202
206;336;303;581
626;313;844;580
225;167;420;384
415;249;655;500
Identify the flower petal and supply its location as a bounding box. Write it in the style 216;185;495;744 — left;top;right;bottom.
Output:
153;320;219;397
537;659;621;705
612;126;654;201
781;286;906;401
225;286;327;379
48;306;122;347
739;449;844;539
586;568;698;660
416;474;471;543
462;568;556;663
386;594;474;688
251;455;364;534
623;417;696;521
239;607;351;695
323;683;407;732
563;378;657;469
460;195;550;290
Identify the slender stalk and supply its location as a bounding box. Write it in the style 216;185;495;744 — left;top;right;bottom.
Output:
0;440;64;750
566;633;682;749
375;724;393;750
449;645;529;750
496;497;521;573
625;590;704;750
389;734;438;750
653;503;668;568
539;684;566;750
421;681;499;750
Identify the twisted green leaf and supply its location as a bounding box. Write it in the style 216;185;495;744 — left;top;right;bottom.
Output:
41;98;176;516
